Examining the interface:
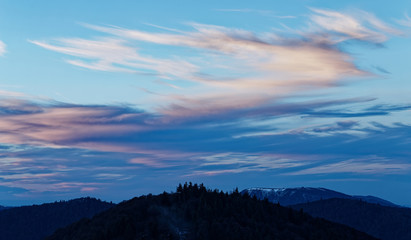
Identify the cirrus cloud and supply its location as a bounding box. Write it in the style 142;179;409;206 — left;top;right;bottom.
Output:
0;96;410;203
0;41;6;56
30;8;401;119
309;8;401;43
3;7;409;205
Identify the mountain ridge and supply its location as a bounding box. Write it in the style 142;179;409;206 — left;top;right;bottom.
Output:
45;184;377;240
242;187;398;207
0;197;114;240
0;205;10;211
291;198;411;240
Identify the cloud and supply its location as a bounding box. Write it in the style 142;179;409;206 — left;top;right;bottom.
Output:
8;8;410;202
189;152;311;176
301;103;411;118
373;65;391;74
311;120;358;133
0;152;95;193
0;97;410;202
309;8;401;43
287;157;411;175
0;97;408;151
396;13;411;27
31;8;398;118
29;38;198;78
93;22;370;119
86;22;366;85
0;41;5;56
0;144;135;195
0;90;29;98
0;180;102;193
0;100;152;147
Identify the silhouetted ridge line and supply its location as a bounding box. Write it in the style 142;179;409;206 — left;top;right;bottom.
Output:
0;197;114;240
46;183;376;240
242;187;398;207
291;198;411;240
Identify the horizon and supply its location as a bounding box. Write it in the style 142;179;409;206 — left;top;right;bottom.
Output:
1;0;411;207
1;184;408;208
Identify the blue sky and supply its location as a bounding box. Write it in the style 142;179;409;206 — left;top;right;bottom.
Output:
0;0;411;206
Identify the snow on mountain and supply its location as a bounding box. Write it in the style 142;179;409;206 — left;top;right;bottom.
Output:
241;187;398;207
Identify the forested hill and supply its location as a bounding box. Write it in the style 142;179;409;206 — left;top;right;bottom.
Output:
46;183;377;240
291;198;411;240
0;197;114;240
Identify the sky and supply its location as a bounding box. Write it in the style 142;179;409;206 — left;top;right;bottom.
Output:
0;0;411;206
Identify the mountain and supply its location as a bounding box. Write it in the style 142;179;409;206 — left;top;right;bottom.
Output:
0;205;11;211
46;183;377;240
241;187;398;207
352;195;398;207
291;198;411;240
0;197;114;240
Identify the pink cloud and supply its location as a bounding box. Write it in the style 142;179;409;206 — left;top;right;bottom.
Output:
33;9;392;119
81;187;99;192
309;8;400;43
0;104;148;147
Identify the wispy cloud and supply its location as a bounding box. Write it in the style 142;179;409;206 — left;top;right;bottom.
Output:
0;97;409;150
0;41;6;56
0;100;154;148
372;65;391;74
0;90;28;98
302;103;411;118
189;152;311;176
31;8;399;118
0;180;102;193
311;120;359;133
85;22;370;118
0;144;134;195
309;8;401;43
0;97;410;201
5;7;410;203
29;38;198;78
287;157;411;175
396;13;411;27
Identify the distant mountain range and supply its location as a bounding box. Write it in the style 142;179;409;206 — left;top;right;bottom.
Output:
242;187;410;240
45;184;376;240
1;185;408;240
241;187;398;207
291;198;411;240
0;205;10;211
0;197;114;240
